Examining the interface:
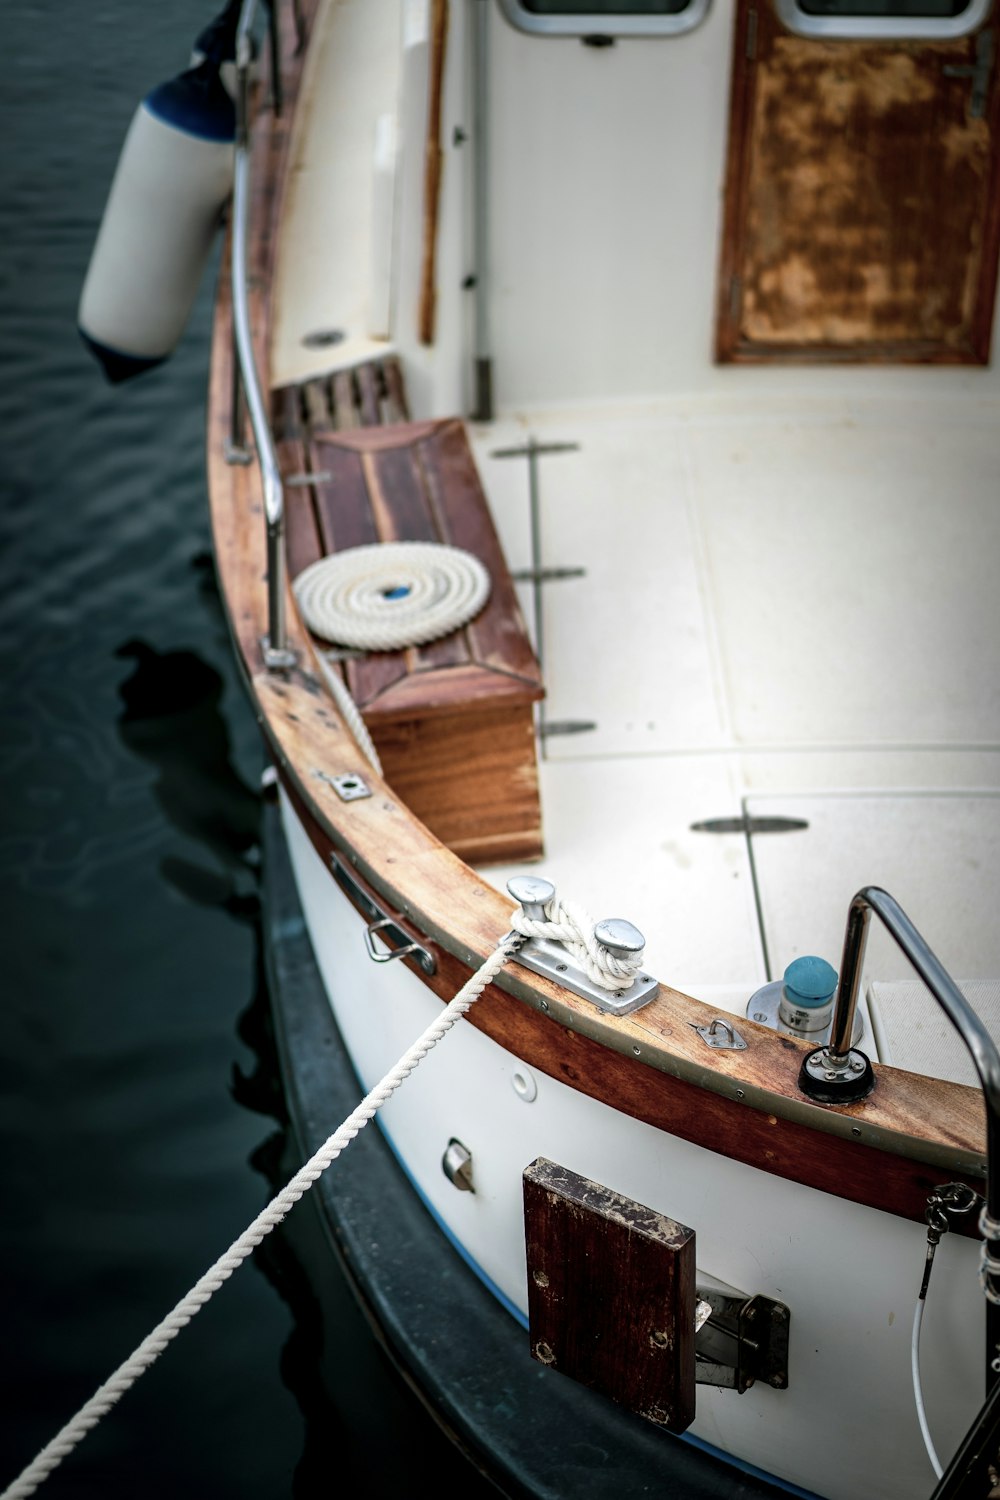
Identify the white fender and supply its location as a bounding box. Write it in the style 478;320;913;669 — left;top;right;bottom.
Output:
78;62;234;382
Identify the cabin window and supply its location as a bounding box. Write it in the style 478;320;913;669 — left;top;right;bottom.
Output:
497;0;710;37
774;0;991;38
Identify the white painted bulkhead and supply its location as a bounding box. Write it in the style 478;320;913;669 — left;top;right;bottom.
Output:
281;787;981;1500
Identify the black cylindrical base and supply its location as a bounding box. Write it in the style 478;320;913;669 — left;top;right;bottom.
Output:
798;1047;876;1104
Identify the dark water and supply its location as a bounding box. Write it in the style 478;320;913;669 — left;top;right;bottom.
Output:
0;7;496;1496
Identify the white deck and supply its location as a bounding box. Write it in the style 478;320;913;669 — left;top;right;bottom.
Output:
471;392;1000;1071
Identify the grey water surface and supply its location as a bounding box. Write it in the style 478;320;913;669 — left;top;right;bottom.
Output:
0;6;497;1496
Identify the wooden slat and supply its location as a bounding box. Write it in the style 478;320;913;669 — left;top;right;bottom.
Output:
280;437;323;581
382;357;411;422
524;1159;696;1433
332;369;360;429
364;443;469;675
355;361;382;427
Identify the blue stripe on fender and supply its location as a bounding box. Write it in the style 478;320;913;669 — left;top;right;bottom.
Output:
144;63;235;143
78;328;166;385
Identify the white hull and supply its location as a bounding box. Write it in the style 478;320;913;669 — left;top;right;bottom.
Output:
281;785;981;1500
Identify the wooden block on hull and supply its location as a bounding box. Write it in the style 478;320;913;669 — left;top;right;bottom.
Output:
523;1158;697;1434
283;409;545;863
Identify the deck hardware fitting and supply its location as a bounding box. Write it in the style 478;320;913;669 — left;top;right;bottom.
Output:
331;852;433;956
301;328;346;348
510;566;586;583
506;878;659;1015
442;1138;475;1192
691;815;809;836
313;769;372;801
260;636;298;671
538;720;597;738
321;646;369;663
942;29;993;118
512;1067;538;1102
328;858;437;974
224;440;253;466
285;470;332;486
692;1018;748;1051
694;1286;790;1394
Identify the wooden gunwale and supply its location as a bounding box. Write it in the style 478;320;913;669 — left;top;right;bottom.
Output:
206;0;987;1234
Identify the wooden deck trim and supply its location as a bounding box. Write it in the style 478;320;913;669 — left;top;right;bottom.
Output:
206;0;988;1235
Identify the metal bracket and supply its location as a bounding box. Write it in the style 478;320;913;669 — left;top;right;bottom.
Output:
691;1017;747;1051
260;636;299;672
312;769;372;802
511;566;586;583
331;855;436;975
695;1285;789;1394
538;720;597;738
515;937;659;1014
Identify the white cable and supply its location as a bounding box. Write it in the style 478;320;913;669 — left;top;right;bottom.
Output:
0;929;522;1500
294;542;491;651
911;1296;944;1480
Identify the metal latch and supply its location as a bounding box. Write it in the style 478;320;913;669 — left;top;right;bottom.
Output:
943;29;994;118
331;855;436;975
695;1284;789;1394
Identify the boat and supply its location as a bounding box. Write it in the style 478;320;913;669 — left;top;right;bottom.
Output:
203;0;1000;1495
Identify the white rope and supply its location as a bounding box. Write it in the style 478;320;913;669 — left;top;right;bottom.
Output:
294;542;491;652
0;930;523;1500
510;894;644;991
315;650;383;777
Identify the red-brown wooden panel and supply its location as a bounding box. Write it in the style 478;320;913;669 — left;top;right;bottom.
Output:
524;1158;696;1433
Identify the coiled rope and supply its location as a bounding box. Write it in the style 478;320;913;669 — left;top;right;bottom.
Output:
294;542;491;652
510;894;644;991
0;929;522;1500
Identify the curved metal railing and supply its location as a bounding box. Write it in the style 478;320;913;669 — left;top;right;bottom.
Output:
801;884;1000;1394
226;0;297;671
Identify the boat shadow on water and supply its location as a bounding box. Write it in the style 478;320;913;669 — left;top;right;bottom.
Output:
112;605;500;1497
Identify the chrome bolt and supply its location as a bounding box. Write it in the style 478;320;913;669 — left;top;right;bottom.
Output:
849;1057;865;1073
507;875;555;922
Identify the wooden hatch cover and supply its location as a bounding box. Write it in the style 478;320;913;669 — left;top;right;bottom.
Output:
523;1158;697;1434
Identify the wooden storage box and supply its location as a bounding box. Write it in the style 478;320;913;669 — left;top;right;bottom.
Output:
285;415;545;865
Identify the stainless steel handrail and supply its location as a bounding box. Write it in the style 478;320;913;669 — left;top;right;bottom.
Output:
226;0;297;671
800;884;1000;1391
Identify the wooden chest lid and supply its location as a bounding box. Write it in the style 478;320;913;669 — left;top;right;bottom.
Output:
299;418;543;724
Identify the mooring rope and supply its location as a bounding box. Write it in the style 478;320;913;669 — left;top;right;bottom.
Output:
0;929;522;1500
294;541;491;652
511;895;644;991
2;880;643;1499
